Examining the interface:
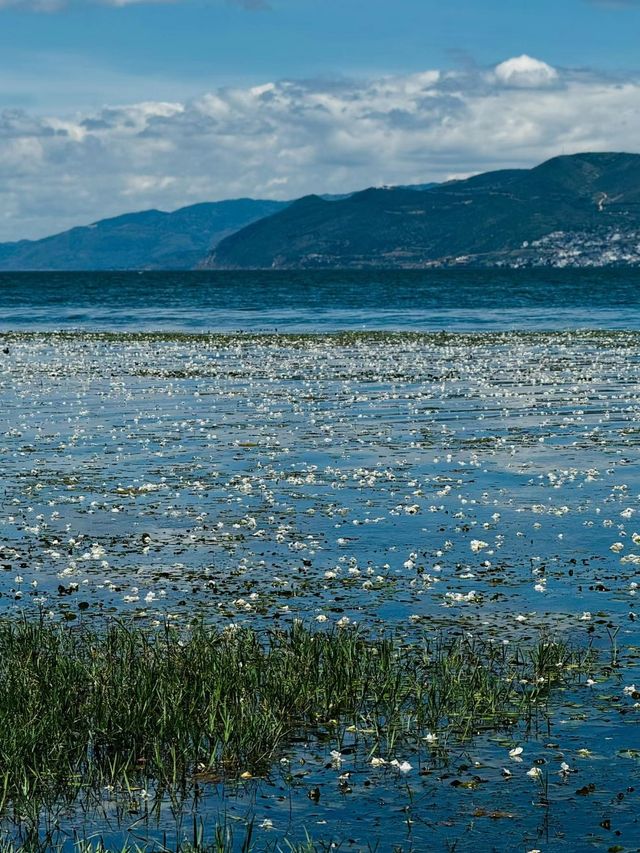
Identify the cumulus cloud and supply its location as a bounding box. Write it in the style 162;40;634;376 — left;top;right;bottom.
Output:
493;55;558;88
2;57;640;240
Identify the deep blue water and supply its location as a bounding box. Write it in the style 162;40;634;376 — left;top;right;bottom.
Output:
0;268;639;331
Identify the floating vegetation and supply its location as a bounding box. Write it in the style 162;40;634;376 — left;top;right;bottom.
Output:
1;328;639;850
0;618;607;852
0;620;592;809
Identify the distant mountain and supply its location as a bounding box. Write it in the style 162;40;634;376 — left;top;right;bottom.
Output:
0;181;442;271
203;153;640;269
0;199;289;271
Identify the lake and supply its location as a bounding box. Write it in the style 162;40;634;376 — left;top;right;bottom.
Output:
0;268;640;331
0;270;639;852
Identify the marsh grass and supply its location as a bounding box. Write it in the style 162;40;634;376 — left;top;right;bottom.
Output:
0;618;593;814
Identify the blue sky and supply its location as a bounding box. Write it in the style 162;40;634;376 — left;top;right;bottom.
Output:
1;0;640;239
2;0;640;111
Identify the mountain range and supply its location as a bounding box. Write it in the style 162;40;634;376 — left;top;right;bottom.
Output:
205;152;640;269
0;199;289;271
2;154;640;270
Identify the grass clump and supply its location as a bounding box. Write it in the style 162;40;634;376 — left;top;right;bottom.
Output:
0;618;591;811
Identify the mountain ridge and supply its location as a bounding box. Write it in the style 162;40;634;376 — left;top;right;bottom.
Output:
0;199;290;271
204;152;640;270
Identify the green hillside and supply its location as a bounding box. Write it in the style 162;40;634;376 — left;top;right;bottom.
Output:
204;153;640;269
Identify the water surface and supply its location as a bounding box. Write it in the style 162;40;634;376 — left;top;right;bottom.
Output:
1;271;640;852
1;268;639;331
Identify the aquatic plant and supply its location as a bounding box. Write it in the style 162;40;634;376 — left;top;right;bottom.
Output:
0;618;592;816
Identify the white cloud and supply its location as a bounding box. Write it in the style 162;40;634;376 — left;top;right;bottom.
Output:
2;57;640;240
494;55;559;88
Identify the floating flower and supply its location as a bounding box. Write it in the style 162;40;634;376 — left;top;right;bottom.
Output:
389;759;412;773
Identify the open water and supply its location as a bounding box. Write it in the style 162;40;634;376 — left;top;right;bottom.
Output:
0;268;639;332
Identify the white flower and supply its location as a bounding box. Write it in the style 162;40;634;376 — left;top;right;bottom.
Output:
444;590;477;604
315;614;328;623
509;746;523;761
526;767;543;779
470;539;488;553
370;757;387;767
389;759;412;773
623;684;637;696
423;732;438;743
330;750;343;765
610;542;624;553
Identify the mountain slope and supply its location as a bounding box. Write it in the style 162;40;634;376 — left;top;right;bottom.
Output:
0;199;289;271
204;153;640;269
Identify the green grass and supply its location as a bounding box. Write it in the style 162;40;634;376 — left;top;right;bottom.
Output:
0;618;592;814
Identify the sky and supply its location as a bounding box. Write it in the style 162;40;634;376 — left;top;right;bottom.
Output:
1;0;640;240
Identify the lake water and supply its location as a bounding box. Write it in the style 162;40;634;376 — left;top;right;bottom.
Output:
1;271;639;852
0;268;639;331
